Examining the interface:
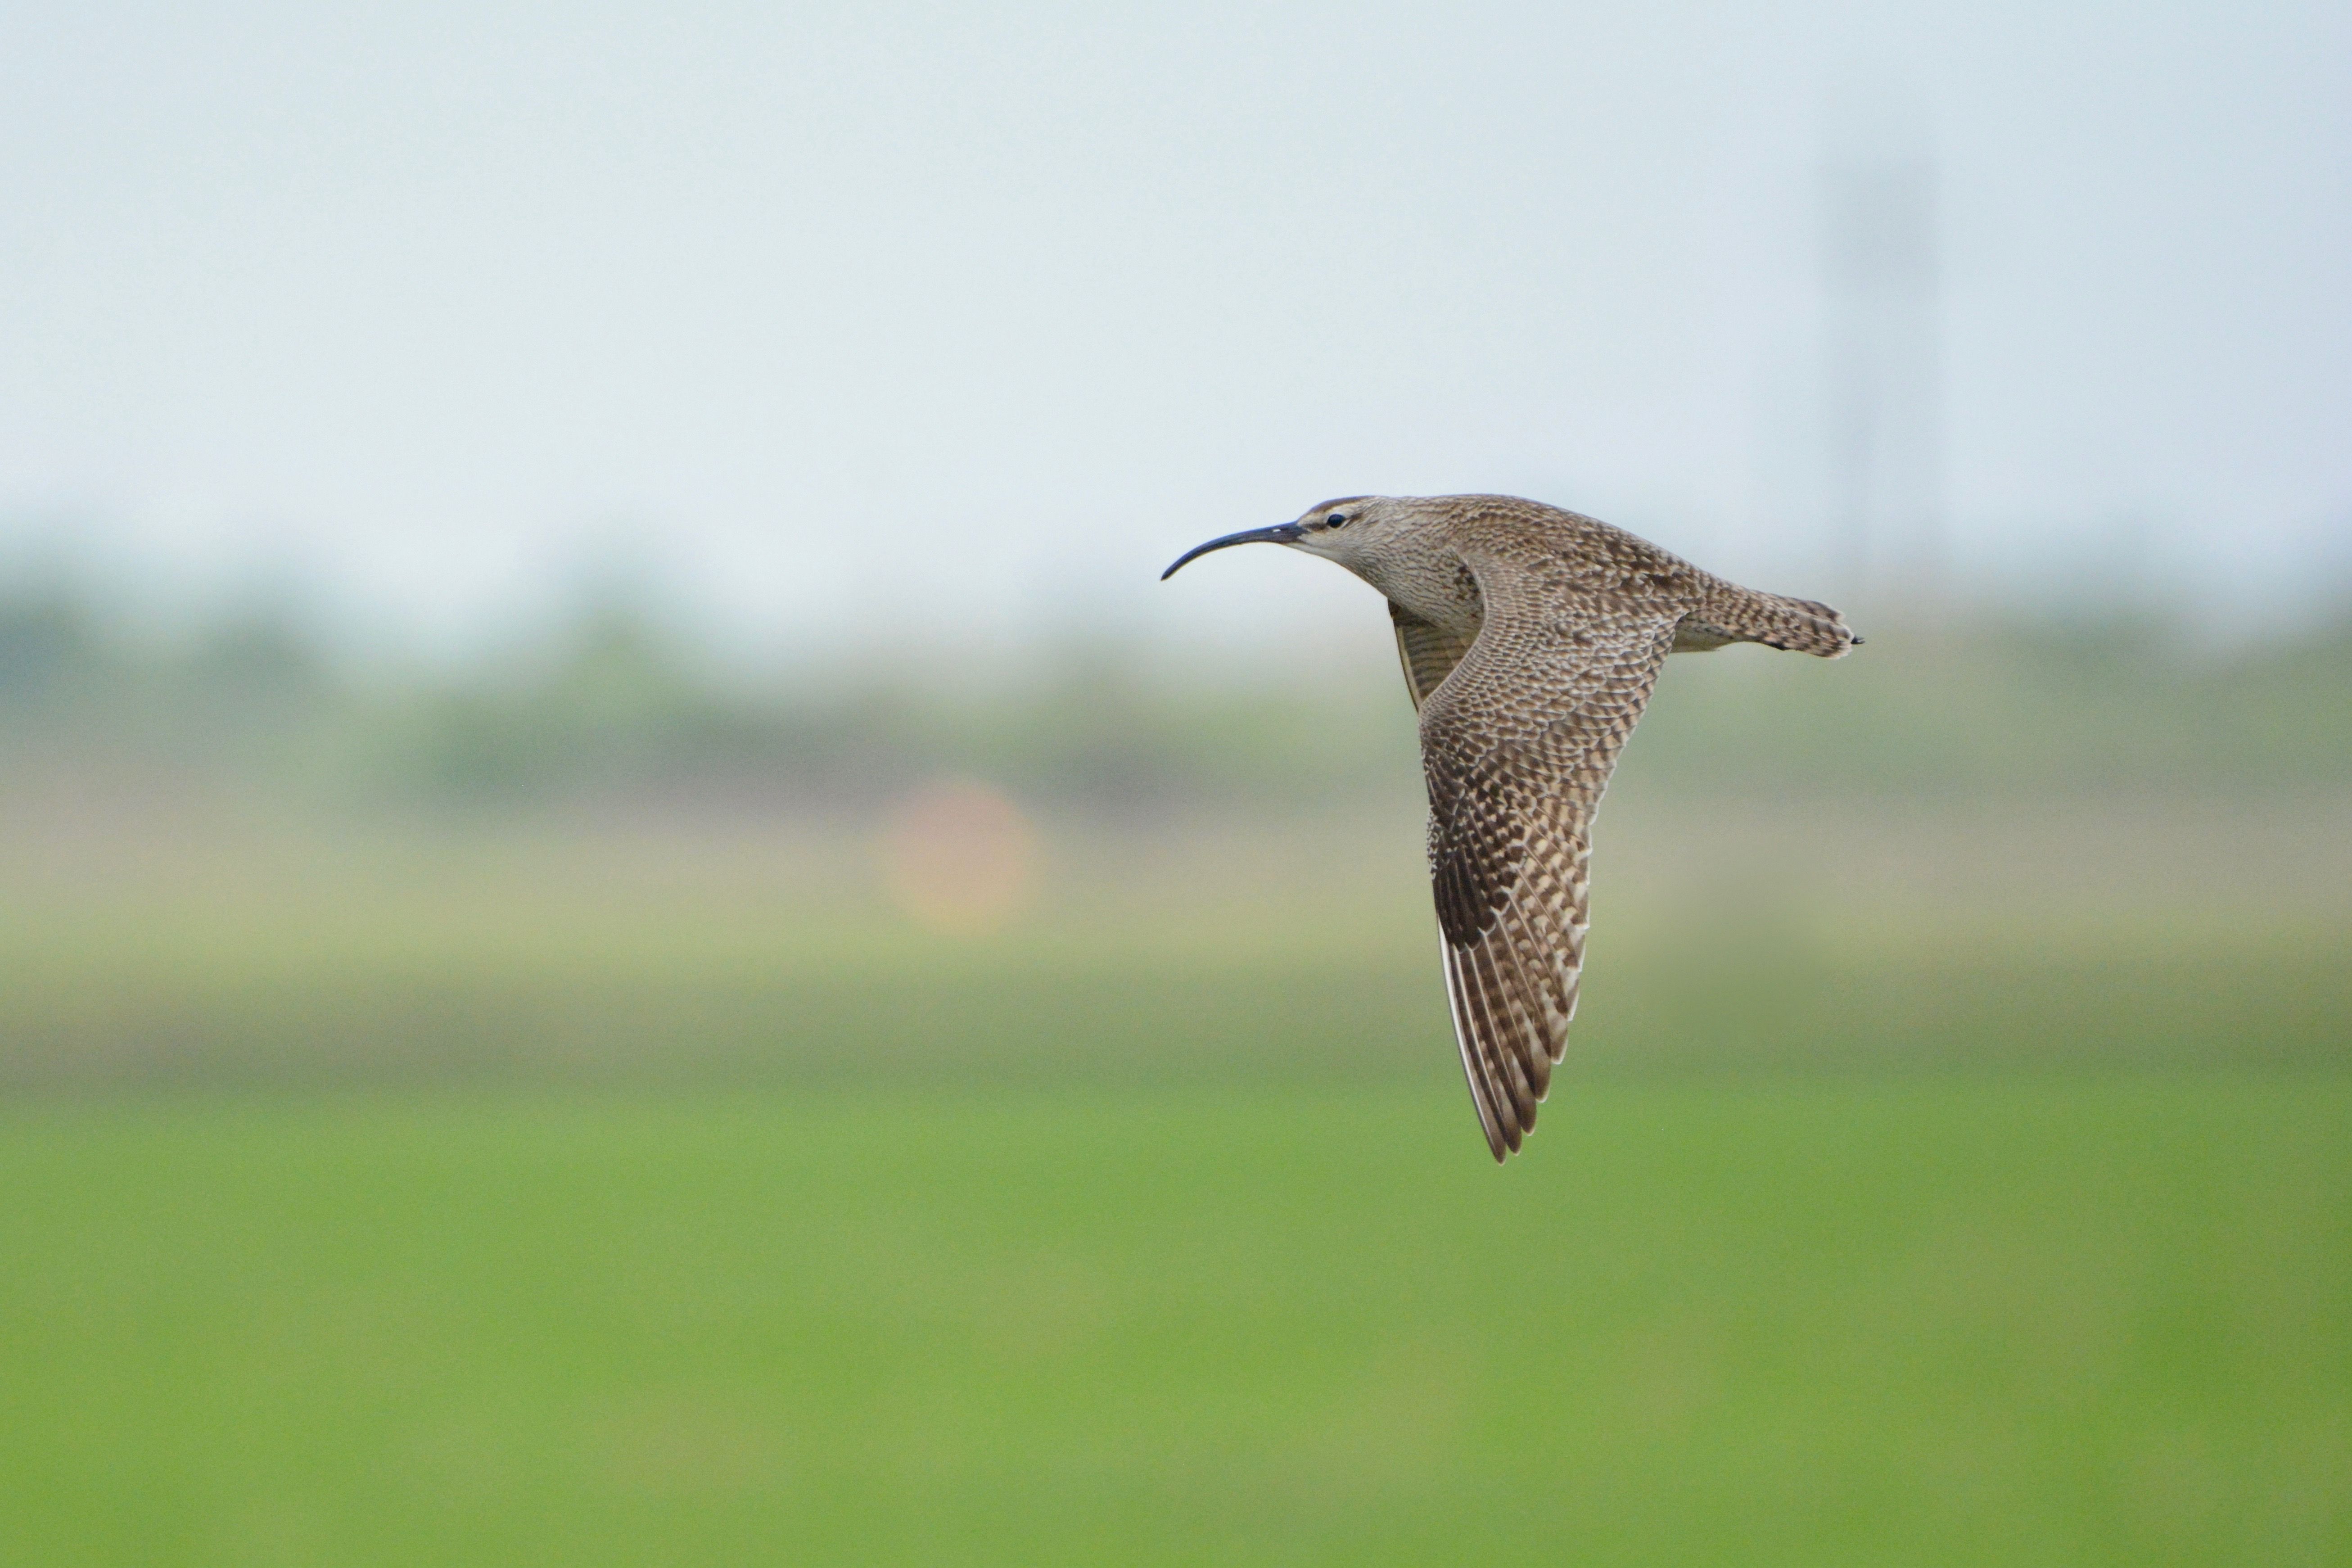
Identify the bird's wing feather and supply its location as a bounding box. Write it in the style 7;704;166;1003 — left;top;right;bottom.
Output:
1390;601;1479;713
1418;592;1680;1160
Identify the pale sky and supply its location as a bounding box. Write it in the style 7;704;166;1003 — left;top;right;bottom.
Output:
2;0;2346;661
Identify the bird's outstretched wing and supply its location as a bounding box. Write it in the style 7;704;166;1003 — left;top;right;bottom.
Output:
1418;594;1681;1160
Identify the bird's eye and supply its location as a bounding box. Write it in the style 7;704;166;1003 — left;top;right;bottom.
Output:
1326;513;1349;528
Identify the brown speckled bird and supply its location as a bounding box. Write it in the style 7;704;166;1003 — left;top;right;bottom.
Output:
1163;494;1860;1161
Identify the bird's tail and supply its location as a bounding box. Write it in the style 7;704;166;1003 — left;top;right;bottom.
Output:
1688;582;1861;659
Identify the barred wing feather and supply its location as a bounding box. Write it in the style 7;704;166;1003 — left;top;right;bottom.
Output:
1418;596;1679;1159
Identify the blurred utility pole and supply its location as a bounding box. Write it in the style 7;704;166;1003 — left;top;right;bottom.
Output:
1821;149;1943;604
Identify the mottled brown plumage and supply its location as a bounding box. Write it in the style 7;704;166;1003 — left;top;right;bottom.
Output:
1164;494;1859;1161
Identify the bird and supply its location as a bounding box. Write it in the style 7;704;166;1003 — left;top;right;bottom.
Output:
1162;494;1859;1161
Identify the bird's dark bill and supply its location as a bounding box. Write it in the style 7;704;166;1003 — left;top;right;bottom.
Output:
1160;523;1306;580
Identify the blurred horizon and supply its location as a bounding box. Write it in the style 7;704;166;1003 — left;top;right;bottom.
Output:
4;559;2348;818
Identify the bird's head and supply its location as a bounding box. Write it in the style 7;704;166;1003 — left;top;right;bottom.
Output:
1160;496;1409;582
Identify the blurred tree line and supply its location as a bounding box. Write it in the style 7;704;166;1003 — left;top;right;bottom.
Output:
0;574;2345;815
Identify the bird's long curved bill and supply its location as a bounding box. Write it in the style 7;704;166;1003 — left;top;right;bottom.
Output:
1159;523;1305;580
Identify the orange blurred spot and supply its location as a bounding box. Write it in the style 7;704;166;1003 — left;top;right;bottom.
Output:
877;778;1038;935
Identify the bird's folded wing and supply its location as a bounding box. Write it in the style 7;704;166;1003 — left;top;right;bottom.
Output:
1390;601;1479;712
1419;598;1681;1160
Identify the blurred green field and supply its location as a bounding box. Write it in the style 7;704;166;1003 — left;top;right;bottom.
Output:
5;1079;2346;1566
2;792;2348;1564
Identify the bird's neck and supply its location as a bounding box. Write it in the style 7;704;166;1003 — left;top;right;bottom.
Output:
1356;546;1485;639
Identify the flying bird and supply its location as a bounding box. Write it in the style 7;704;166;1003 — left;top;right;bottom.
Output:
1163;494;1859;1161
